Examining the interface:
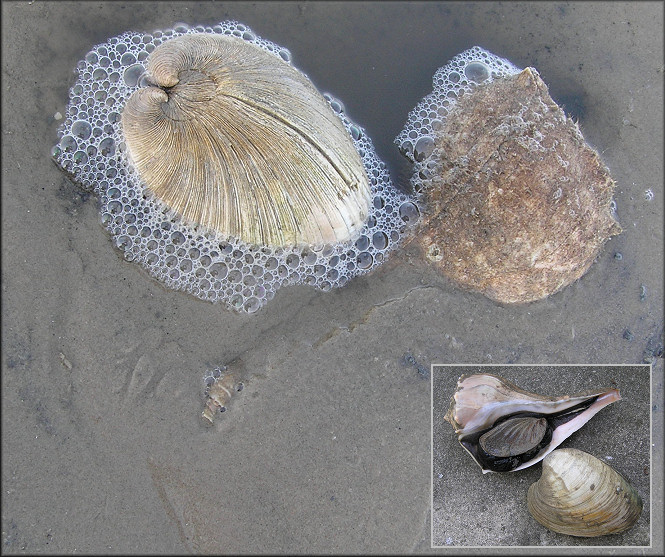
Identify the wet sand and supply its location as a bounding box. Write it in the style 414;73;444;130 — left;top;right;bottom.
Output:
2;1;663;553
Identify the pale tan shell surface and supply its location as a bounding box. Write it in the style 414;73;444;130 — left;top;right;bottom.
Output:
53;21;414;313
527;448;643;537
122;33;371;248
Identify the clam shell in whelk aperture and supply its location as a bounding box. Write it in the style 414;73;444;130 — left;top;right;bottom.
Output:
53;21;415;313
527;448;643;537
444;374;621;473
395;47;622;304
478;416;547;457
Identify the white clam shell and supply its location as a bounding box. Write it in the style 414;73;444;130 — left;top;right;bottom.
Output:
527;448;643;537
53;21;414;313
122;33;370;247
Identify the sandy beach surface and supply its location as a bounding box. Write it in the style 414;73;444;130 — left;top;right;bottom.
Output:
2;1;663;553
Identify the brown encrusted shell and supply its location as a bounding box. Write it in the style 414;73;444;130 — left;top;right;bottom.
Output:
122;33;370;248
418;67;622;303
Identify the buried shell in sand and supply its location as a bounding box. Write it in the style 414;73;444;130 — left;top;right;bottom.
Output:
395;47;622;304
201;364;246;424
53;21;415;313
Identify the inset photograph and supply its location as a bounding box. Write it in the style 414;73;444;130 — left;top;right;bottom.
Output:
431;365;651;547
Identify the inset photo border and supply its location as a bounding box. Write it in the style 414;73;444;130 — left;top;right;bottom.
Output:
431;364;651;548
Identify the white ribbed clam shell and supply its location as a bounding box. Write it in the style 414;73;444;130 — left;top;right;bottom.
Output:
122;33;370;247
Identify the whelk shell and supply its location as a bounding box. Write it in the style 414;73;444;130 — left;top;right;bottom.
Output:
396;47;621;303
444;374;621;473
527;448;643;537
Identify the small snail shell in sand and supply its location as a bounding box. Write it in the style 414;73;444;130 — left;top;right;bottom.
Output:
201;365;245;424
527;448;643;537
444;373;621;473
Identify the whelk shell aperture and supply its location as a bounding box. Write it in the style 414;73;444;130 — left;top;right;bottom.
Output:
444;373;621;473
122;33;371;247
53;21;414;313
396;47;622;304
527;448;643;537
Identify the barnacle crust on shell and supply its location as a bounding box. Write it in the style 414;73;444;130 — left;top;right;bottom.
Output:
122;33;370;247
396;47;622;304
